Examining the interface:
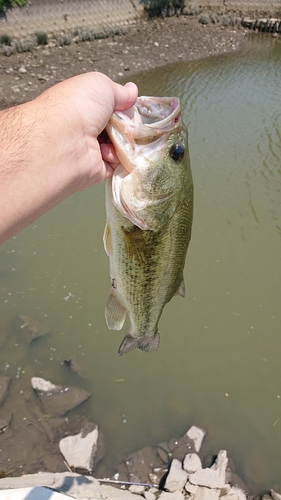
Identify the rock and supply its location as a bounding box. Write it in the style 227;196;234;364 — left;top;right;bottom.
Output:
0;486;71;499
59;422;104;473
156;433;195;463
220;486;247;500
0;413;12;433
188;467;226;489
101;484;141;499
0;376;11;406
158;491;185;500
125;446;163;483
194;486;220;500
211;450;228;481
185;481;199;495
0;472;101;497
149;467;168;487
164;459;188;493
19;66;27;73
129;476;145;494
271;491;281;500
31;376;90;416
144;491;156;500
17;315;50;342
183;453;202;474
186;425;206;453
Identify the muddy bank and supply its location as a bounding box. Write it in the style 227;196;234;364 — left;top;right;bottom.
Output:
0;14;250;108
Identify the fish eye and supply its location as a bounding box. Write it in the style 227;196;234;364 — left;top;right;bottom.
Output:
169;143;185;161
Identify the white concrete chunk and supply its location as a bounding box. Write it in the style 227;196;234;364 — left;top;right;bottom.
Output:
159;491;185;500
211;450;228;481
189;468;226;489
220;486;247;500
271;491;281;500
0;487;74;500
194;486;220;500
185;481;199;495
144;491;156;500
101;484;141;499
129;483;145;494
183;453;202;474
185;426;206;453
31;377;57;392
59;426;99;473
164;459;188;493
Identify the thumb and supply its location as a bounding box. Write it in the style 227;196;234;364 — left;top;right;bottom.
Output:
113;81;138;112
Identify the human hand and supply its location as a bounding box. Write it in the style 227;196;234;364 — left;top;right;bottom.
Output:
34;72;138;191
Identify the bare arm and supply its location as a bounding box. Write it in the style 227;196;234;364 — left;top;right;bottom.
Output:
0;72;138;244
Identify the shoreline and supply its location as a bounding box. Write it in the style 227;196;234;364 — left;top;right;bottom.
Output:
0;13;250;108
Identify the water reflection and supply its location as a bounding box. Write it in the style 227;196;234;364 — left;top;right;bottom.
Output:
1;35;281;492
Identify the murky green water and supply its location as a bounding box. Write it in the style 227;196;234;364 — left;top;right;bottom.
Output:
1;35;281;492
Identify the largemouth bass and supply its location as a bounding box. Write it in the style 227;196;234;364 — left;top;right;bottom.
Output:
103;96;193;355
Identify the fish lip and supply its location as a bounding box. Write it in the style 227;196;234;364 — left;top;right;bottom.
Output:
109;96;180;131
135;96;180;129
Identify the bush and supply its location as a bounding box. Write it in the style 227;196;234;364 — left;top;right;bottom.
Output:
140;0;185;18
34;31;48;45
0;33;11;45
0;0;26;13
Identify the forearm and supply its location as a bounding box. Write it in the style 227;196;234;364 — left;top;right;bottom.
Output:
0;97;83;244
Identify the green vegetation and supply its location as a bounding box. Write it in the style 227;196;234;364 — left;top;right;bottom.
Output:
0;0;26;13
140;0;185;17
34;31;48;45
0;33;11;45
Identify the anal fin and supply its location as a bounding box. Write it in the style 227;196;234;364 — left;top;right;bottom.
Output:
105;291;126;330
174;278;185;298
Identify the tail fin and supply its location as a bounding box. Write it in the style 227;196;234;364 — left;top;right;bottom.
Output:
118;331;160;356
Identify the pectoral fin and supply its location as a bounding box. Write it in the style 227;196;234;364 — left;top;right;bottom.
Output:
103;222;112;256
174;278;185;297
105;290;126;330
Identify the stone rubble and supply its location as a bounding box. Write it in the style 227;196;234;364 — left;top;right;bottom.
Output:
59;422;105;473
0;431;281;500
31;376;91;417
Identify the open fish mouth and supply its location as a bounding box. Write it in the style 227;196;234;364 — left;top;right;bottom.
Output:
108;96;181;142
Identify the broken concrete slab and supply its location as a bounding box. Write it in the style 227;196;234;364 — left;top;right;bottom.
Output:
188;467;227;489
211;450;228;482
59;422;104;473
31;376;91;417
185;426;206;453
183;453;202;474
164;459;188;493
194;486;220;500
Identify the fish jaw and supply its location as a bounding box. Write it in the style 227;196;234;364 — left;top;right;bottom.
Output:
105;96;181;174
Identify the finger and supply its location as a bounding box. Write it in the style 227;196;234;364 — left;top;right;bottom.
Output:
100;143;119;164
113;81;138;111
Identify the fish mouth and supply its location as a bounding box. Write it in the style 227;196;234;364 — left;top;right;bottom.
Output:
134;96;180;129
106;96;181;173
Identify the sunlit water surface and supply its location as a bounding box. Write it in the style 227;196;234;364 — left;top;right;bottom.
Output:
1;35;281;492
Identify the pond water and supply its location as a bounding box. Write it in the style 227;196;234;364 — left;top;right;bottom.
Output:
1;34;281;492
